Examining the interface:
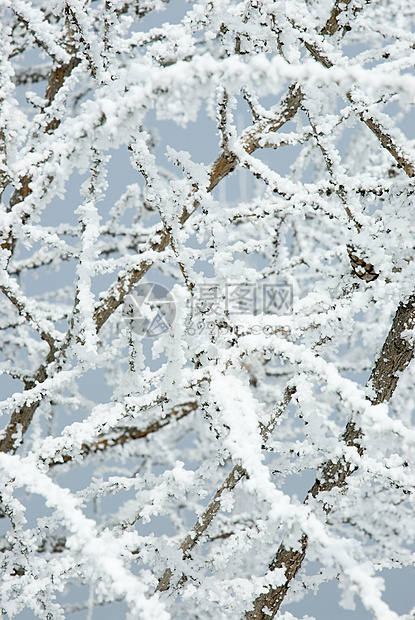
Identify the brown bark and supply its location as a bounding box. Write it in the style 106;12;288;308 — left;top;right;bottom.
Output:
0;0;410;467
47;400;198;466
246;296;415;619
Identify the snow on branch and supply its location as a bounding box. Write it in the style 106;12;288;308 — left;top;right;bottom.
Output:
1;0;415;618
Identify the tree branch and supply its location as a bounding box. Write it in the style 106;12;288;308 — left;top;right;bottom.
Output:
0;0;380;458
47;400;198;467
246;295;415;619
156;386;296;592
300;38;415;177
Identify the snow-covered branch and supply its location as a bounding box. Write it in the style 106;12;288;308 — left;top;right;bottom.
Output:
1;0;415;618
